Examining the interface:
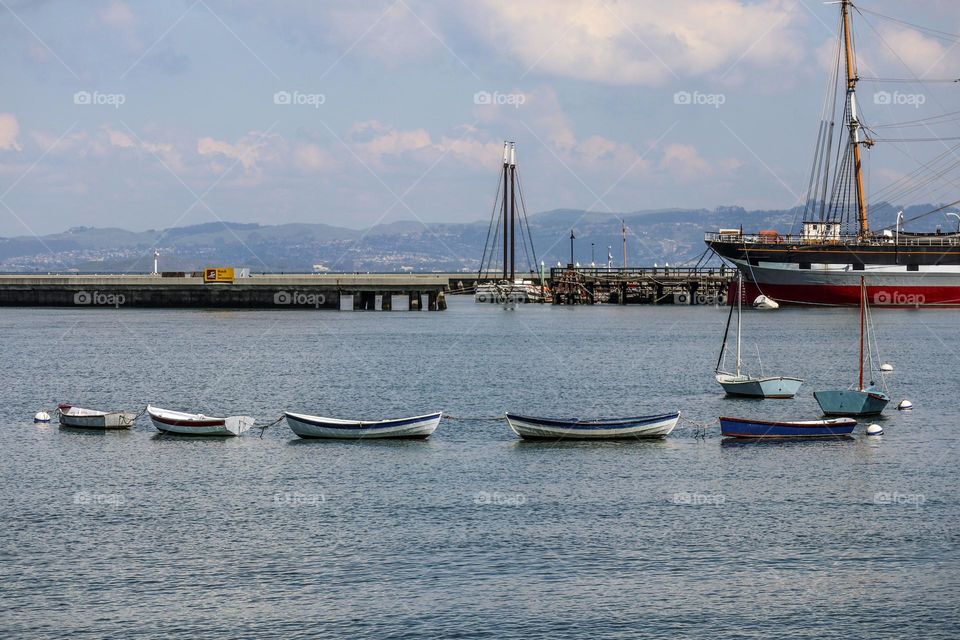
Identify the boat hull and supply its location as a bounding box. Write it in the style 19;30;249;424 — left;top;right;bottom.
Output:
475;282;546;304
285;411;442;439
505;412;680;440
713;252;960;307
147;405;253;436
716;374;803;398
814;389;890;416
60;411;137;429
720;416;857;438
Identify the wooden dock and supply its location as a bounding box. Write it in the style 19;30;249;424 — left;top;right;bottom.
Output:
548;266;733;305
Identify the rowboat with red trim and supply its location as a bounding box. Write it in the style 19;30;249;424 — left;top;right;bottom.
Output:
147;405;254;436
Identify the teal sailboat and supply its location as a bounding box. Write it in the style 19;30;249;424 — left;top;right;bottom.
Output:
814;277;890;416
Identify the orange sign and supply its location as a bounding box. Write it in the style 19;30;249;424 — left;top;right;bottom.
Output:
203;267;234;283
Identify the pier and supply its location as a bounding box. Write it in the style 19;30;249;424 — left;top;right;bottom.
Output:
0;273;449;310
548;266;732;305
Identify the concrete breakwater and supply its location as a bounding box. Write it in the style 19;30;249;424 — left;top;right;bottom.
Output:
0;273;449;310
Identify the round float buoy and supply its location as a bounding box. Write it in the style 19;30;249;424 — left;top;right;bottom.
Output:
866;424;883;436
716;294;727;305
898;400;913;411
880;363;893;372
33;411;51;423
477;294;487;303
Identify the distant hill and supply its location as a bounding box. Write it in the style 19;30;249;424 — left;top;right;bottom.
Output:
0;203;947;273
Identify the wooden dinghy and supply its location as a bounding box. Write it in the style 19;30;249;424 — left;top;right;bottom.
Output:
147;405;254;437
284;411;442;439
58;404;137;429
505;412;680;440
720;416;857;439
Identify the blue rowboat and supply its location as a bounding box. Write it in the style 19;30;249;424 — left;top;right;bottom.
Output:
505;412;680;440
284;411;442;439
720;416;857;439
814;387;890;416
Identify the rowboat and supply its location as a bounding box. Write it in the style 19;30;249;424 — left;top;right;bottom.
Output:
58;404;137;429
284;411;442;439
147;405;254;436
720;416;857;439
505;412;680;440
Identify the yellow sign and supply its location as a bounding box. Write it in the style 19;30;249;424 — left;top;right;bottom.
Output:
204;267;234;283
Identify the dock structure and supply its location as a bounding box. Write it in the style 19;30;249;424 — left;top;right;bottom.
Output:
548;266;732;305
0;273;449;310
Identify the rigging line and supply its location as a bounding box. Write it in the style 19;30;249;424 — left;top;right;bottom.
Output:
874;137;960;142
860;77;960;83
512;169;534;273
515;171;539;273
478;167;504;280
877;198;960;230
869;108;960;129
855;7;960;44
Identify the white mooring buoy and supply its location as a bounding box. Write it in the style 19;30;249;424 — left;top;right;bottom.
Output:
866;423;883;436
880;362;893;372
898;400;913;411
33;411;51;423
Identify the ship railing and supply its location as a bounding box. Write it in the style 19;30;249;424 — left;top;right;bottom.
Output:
549;266;730;280
704;231;960;247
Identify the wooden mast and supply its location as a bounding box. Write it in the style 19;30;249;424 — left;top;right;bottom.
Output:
859;275;865;391
841;0;870;237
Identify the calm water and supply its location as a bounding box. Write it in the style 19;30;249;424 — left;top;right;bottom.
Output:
1;299;958;639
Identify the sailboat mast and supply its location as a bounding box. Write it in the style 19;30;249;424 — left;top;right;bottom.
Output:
501;142;509;280
841;0;869;237
736;271;742;377
621;221;627;268
860;276;867;391
509;143;516;281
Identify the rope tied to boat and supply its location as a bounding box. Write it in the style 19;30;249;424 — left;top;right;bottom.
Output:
679;417;718;439
443;415;503;422
257;415;286;438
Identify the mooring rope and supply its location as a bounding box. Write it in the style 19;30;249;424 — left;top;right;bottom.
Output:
443;415;503;422
257;415;286;438
679;417;718;439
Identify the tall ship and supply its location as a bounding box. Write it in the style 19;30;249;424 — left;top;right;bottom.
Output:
475;141;549;303
707;0;960;307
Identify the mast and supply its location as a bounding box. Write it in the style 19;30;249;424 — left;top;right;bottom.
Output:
501;142;509;280
841;0;869;237
509;142;517;281
859;275;865;391
736;271;742;377
621;221;627;268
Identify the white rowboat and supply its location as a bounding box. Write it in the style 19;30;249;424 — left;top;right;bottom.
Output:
58;404;137;429
147;405;254;436
285;411;442;439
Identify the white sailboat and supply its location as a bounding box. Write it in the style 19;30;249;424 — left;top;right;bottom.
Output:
715;273;803;398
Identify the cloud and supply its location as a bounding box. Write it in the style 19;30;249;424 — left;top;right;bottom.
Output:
873;25;960;78
467;0;805;85
197;131;281;171
0;114;23;151
99;1;135;30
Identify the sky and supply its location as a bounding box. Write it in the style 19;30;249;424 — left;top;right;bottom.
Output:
0;0;959;236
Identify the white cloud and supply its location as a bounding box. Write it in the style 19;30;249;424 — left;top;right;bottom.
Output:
0;114;23;152
100;1;136;30
468;0;805;85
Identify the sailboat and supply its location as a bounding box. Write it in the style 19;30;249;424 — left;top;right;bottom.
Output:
475;141;548;304
715;272;803;398
814;276;890;416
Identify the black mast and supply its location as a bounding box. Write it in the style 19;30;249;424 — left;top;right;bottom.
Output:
501;142;509;280
509;142;516;281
